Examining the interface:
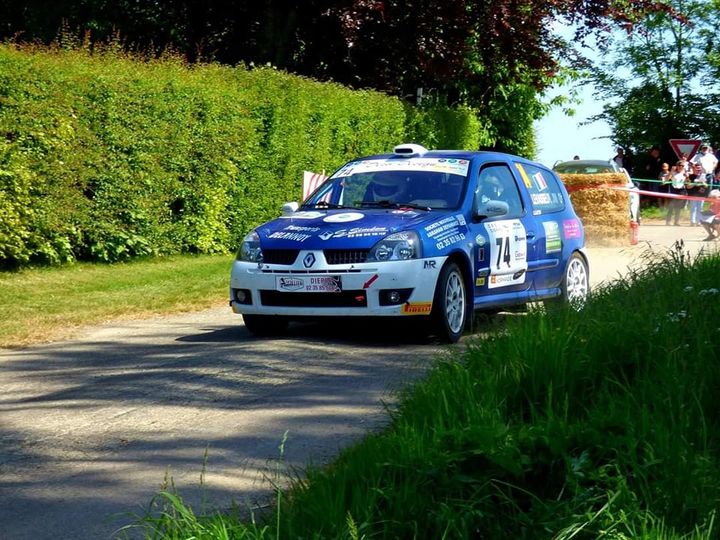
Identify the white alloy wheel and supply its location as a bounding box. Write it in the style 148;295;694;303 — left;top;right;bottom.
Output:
431;262;467;342
564;254;589;308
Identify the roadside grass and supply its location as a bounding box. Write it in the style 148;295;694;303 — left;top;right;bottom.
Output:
0;254;230;347
134;244;720;539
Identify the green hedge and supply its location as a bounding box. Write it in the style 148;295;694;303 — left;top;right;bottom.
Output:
0;45;492;268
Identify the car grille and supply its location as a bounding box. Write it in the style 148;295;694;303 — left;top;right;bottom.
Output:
262;249;299;265
324;249;369;265
260;290;367;308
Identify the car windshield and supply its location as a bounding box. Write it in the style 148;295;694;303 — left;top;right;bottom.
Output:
303;159;469;210
553;162;617;174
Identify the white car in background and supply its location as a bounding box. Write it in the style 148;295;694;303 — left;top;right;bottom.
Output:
553;160;639;223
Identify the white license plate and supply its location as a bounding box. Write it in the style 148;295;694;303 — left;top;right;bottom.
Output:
276;275;342;293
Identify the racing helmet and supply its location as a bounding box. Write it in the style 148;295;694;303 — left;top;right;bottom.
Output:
371;175;406;200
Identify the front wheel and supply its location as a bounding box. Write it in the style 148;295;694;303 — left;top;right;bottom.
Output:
431;262;468;343
242;314;289;336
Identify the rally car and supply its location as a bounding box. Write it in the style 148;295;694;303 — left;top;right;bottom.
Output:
230;144;589;342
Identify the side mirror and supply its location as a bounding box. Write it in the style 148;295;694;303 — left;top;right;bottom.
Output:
282;202;299;215
474;200;509;220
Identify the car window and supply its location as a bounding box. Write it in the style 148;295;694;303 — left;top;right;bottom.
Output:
553;162;616;174
516;163;565;215
307;160;469;209
475;164;524;219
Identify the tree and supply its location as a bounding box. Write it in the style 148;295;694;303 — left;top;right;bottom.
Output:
0;0;679;156
589;0;720;166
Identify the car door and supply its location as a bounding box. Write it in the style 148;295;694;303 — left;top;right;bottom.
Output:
469;162;540;301
512;161;572;290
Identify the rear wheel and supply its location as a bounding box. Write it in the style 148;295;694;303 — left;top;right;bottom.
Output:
546;253;589;310
431;262;467;343
242;314;289;336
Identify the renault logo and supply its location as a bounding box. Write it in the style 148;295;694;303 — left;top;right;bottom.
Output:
303;253;316;268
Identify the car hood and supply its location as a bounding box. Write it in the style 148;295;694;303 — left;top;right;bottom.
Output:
256;208;453;249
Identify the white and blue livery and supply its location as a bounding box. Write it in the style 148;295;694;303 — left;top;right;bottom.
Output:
230;144;589;342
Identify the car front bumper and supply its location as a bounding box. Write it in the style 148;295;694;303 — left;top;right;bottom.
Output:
229;255;446;317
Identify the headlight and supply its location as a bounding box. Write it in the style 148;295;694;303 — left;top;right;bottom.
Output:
236;230;263;262
367;231;421;262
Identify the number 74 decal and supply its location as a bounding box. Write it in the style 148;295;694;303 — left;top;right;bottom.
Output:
485;219;528;289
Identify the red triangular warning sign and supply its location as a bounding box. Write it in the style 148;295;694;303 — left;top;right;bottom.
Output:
669;139;702;160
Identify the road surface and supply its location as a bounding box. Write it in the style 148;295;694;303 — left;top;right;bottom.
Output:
1;221;718;540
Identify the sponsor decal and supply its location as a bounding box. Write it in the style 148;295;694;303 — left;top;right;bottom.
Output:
391;209;419;216
401;302;432;315
475;277;486;287
485;219;528;289
531;193;552;205
278;277;304;291
475;234;486;246
305;276;341;292
323;212;364;223
284;224;321;232
303;253;316;268
331;158;470;177
514;163;533;188
320;226;388;240
436;232;466;250
423;260;437;269
275;275;342;293
424;214;468;250
543;221;562;254
563;219;582;239
533;172;548;191
268;231;311;242
278;211;325;220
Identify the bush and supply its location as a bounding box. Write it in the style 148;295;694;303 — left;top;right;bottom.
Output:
0;44;485;268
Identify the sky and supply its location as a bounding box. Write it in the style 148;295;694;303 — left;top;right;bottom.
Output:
533;83;616;169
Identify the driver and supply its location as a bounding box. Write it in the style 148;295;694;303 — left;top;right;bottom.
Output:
369;175;407;202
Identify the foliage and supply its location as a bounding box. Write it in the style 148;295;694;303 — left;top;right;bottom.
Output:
589;0;720;165
0;44;480;268
135;247;720;538
0;1;682;158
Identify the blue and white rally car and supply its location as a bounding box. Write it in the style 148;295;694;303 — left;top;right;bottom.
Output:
230;144;589;342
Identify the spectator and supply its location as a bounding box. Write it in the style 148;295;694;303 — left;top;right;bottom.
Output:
658;162;671;208
696;145;718;185
666;161;688;226
644;146;663;185
700;189;720;240
611;147;632;173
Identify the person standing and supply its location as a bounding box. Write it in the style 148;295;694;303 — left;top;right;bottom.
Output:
687;146;717;225
658;162;671;208
666;162;688;226
611;147;632;173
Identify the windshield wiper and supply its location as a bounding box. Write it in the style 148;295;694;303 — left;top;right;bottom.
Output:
302;202;346;209
358;200;431;211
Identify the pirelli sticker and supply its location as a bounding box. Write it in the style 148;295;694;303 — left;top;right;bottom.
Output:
401;302;432;315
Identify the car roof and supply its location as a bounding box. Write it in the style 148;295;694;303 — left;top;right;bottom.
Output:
358;149;544;167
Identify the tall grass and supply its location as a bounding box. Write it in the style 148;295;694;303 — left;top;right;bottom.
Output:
0;254;229;346
135;245;720;539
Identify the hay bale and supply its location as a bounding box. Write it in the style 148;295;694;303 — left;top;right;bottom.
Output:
558;172;631;246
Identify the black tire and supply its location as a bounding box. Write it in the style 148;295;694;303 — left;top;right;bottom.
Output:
546;252;589;310
431;262;468;343
242;314;289;336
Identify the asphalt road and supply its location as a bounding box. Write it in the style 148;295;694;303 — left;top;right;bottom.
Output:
1;221;718;540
